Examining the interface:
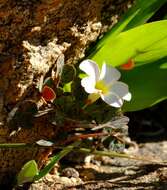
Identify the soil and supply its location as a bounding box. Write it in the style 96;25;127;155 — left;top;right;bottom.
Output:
28;101;167;190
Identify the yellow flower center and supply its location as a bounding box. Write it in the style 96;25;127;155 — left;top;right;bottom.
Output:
86;80;110;106
95;80;109;95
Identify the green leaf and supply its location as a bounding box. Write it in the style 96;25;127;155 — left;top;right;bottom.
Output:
61;64;76;84
71;78;87;101
134;37;167;64
34;141;80;181
110;0;167;35
85;102;116;124
122;58;167;112
43;77;54;87
91;20;167;67
54;95;74;114
17;160;39;185
125;0;167;30
135;49;167;65
88;0;167;57
63;82;72;93
164;14;167;20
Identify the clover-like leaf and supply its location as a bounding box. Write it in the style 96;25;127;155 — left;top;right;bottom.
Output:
61;64;76;84
17;160;39;186
42;85;56;102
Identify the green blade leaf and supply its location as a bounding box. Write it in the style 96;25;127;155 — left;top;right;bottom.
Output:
91;20;167;67
122;58;167;112
134;37;167;64
125;0;167;30
135;49;167;65
17;160;39;185
164;14;167;20
88;0;167;57
34;141;80;181
109;0;167;36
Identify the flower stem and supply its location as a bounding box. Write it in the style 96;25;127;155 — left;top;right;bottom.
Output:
76;148;165;164
82;103;89;110
0;143;31;148
0;142;166;164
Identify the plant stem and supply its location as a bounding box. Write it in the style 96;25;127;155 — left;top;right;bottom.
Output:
0;142;166;164
0;143;31;148
75;148;164;164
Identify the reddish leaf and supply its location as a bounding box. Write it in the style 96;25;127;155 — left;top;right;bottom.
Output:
120;59;135;70
42;86;56;102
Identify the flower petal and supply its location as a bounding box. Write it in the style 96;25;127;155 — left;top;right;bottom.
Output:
110;81;131;101
101;92;123;108
123;92;132;101
100;63;121;83
81;76;97;93
79;59;100;81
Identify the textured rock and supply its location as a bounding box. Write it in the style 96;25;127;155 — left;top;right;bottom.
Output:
0;0;133;187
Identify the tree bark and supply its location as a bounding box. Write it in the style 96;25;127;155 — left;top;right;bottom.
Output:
0;0;133;187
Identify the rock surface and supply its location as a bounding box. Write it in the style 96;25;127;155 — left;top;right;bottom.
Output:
0;0;133;187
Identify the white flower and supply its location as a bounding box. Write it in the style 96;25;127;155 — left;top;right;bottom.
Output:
79;59;131;108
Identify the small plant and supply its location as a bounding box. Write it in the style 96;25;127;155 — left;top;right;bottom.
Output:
12;0;167;186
